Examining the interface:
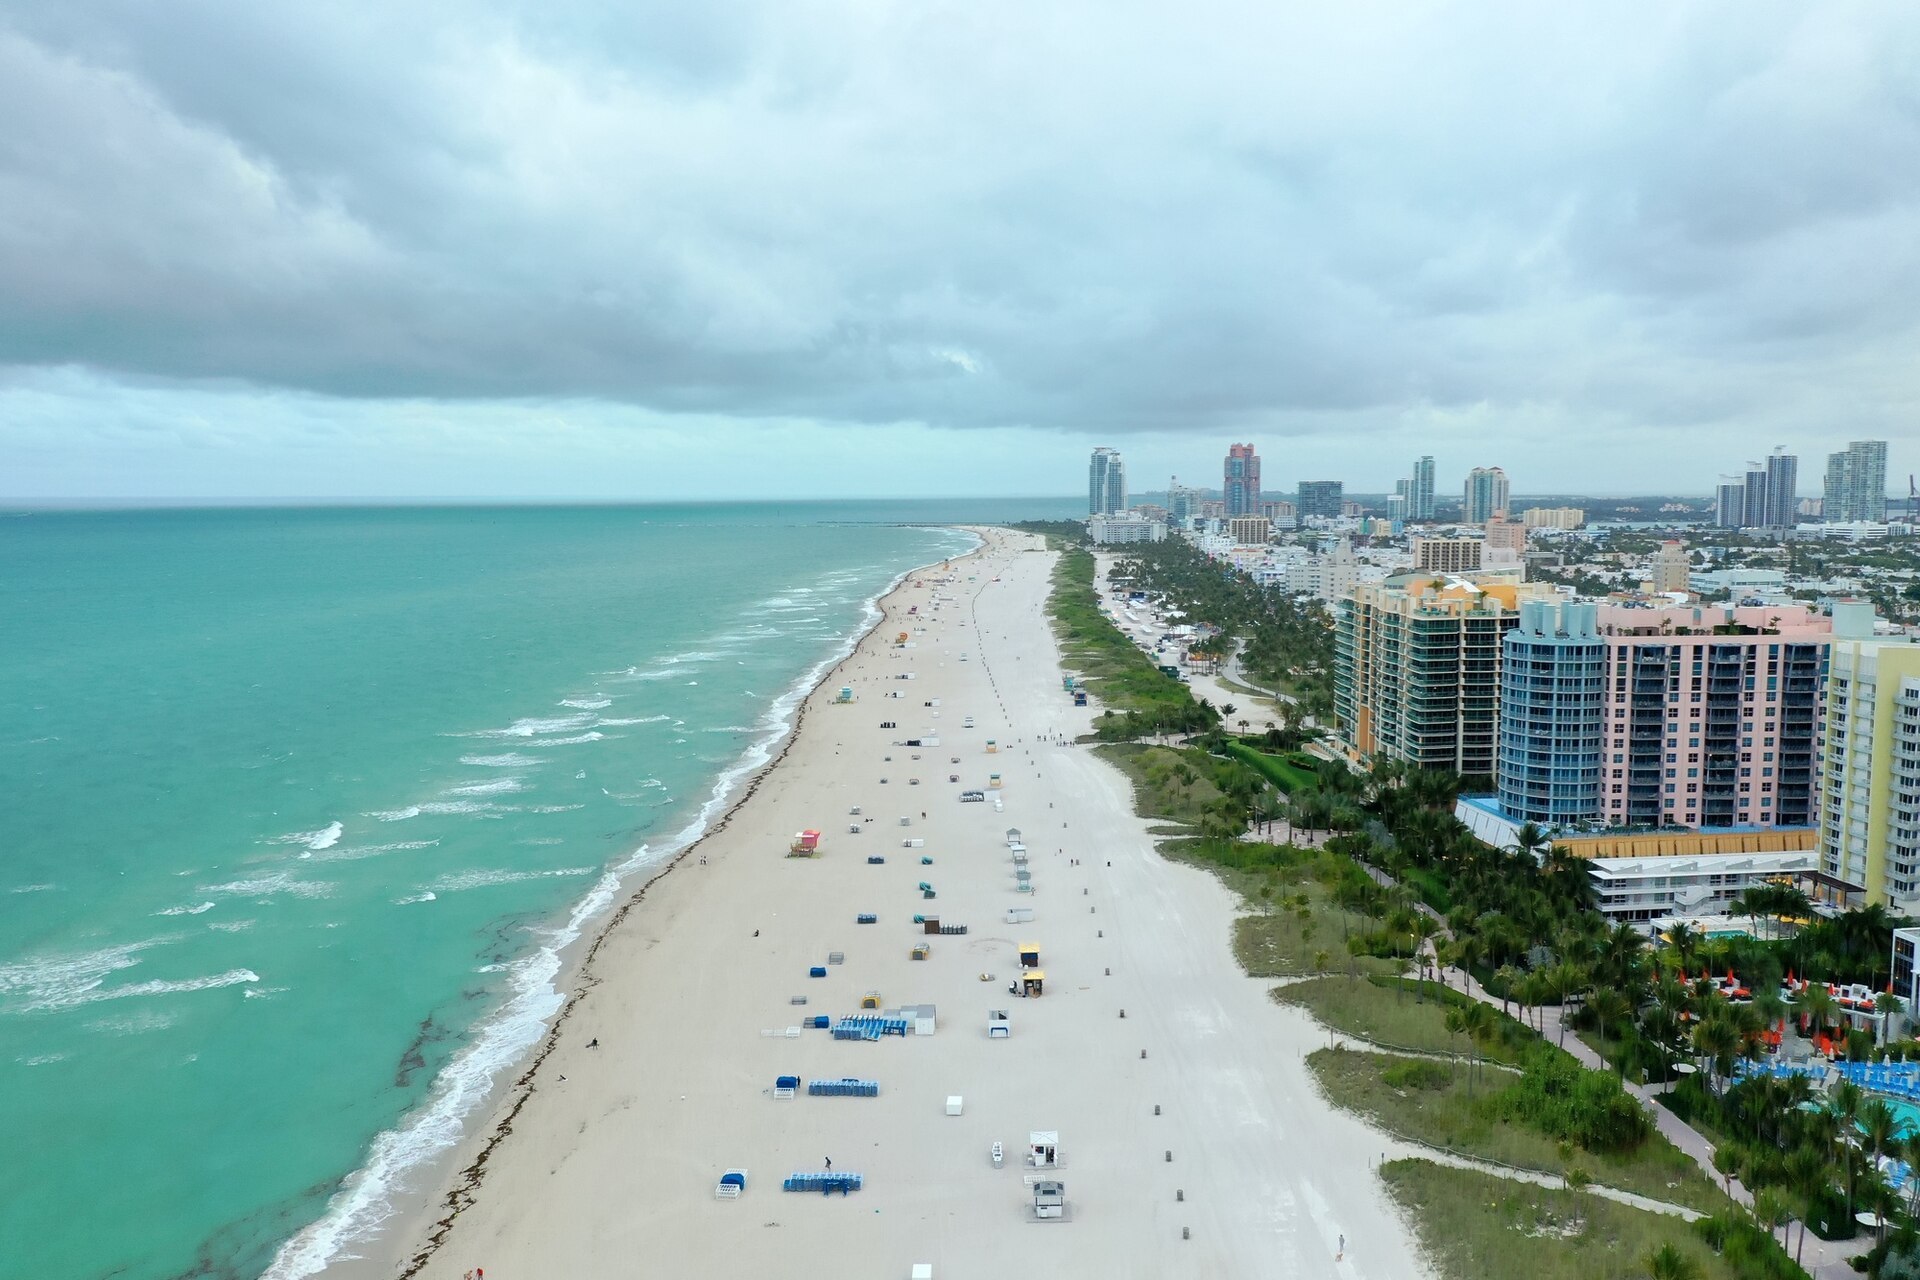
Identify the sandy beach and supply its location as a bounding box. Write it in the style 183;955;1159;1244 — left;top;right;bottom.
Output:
352;528;1425;1280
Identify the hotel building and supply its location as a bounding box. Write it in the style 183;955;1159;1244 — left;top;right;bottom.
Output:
1821;629;1920;907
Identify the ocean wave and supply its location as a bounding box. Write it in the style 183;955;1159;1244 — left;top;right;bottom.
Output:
458;752;542;768
9;883;56;894
369;800;502;822
428;867;595;893
702;725;755;734
208;920;255;933
557;698;612;710
593;715;669;727
87;1008;179;1035
155;901;217;917
526;804;585;814
274;822;343;852
460;713;597;739
16;1052;68;1066
309;840;440;864
1;938;258;1013
446;777;526;797
526;732;606;747
244;986;290;1000
394;891;438;906
203;872;335;901
263;542;980;1280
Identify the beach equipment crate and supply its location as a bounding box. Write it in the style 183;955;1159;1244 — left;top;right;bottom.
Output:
807;1016;829;1029
773;1076;799;1099
986;740;998;753
715;1168;748;1199
857;912;877;924
827;951;844;965
911;945;930;961
783;1172;863;1195
1019;944;1040;969
946;1096;964;1116
809;966;828;978
922;916;940;934
867;856;885;865
989;773;1002;789
920;856;933;865
861;991;882;1009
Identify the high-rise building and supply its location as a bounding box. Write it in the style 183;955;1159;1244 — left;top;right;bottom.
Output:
1297;480;1344;519
1825;440;1889;523
1228;516;1272;546
1497;600;1607;826
1386;493;1408;521
1763;450;1799;529
1224;444;1262;517
1822;629;1920;907
1484;515;1528;555
1714;482;1745;529
1601;607;1828;830
1741;462;1770;529
1167;479;1198;525
1649;541;1690;594
1522;507;1586;530
1088;447;1126;516
1462;467;1510;524
1412;536;1483;573
1333;575;1552;780
1409;456;1436;521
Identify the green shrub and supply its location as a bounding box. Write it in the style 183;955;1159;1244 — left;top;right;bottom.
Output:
1499;1050;1650;1154
1382;1059;1453;1091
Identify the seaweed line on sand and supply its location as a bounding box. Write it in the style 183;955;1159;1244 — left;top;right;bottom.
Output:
395;534;988;1278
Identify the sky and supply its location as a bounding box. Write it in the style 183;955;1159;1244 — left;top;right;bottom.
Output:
1;2;1916;502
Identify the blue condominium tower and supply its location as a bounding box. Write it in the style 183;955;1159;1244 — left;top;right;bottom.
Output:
1497;599;1606;826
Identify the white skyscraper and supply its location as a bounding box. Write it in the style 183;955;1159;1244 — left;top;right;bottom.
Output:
1088;447;1127;516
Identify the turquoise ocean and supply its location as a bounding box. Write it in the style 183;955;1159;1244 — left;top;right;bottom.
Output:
0;500;1071;1280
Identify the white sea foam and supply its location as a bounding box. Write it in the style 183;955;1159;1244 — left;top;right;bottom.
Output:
557;697;612;710
9;883;56;894
394;891;438;905
446;777;525;797
244;986;290;1000
274;822;344;851
428;867;594;893
372;800;501;822
462;713;596;739
703;725;755;734
87;1008;180;1035
208;920;255;933
368;805;422;822
203;872;336;901
309;839;440;864
526;731;605;746
262;537;984;1280
458;752;542;768
155;901;217;917
526;804;585;814
0;938;258;1013
593;715;669;726
17;1053;68;1066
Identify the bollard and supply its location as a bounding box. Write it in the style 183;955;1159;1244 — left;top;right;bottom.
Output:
1141;1049;1147;1059
1177;1189;1184;1202
1165;1150;1173;1162
1097;930;1103;938
1105;966;1111;976
1119;1009;1126;1018
1083;888;1088;896
1154;1104;1161;1115
1182;1226;1190;1240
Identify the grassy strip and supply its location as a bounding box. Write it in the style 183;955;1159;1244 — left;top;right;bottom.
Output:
1093;743;1227;830
1380;1160;1743;1280
1310;1048;1723;1214
1045;548;1213;739
1274;975;1536;1067
1160;836;1403;979
1221;738;1324;796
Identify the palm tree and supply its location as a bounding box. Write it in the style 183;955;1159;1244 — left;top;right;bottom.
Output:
1644;1243;1702;1280
1799;983;1840;1048
1876;990;1905;1045
1588;986;1633;1074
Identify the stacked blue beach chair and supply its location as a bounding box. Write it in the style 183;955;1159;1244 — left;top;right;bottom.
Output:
806;1078;880;1097
830;1015;909;1040
782;1172;863;1194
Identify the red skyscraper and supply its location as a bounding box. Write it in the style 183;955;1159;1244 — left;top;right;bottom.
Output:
1224;444;1261;517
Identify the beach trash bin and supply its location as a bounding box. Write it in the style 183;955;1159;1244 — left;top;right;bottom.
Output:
946;1096;964;1116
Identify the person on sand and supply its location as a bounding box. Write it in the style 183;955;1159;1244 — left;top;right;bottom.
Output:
825;1156;832;1171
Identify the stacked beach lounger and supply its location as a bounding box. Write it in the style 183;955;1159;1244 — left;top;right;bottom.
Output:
831;1015;909;1040
783;1172;863;1195
806;1078;880;1097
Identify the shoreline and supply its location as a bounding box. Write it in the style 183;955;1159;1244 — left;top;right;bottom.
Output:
342;527;1427;1279
276;528;986;1280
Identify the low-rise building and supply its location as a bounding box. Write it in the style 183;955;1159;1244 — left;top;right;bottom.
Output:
1411;536;1483;574
1087;513;1165;544
1522;507;1586;530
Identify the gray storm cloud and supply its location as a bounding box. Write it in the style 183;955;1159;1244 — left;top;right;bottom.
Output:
0;1;1916;467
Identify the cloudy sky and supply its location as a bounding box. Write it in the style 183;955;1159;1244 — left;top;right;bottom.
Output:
2;2;1915;501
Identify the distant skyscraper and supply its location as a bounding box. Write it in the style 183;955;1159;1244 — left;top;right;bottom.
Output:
1088;447;1126;516
1410;455;1436;521
1714;482;1745;529
1297;480;1344;519
1462;467;1509;524
1650;540;1691;594
1825;440;1888;522
1741;462;1769;529
1223;444;1262;517
1763;450;1798;528
1167;478;1197;525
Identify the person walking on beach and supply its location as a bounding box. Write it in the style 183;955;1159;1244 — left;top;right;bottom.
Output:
824;1156;832;1171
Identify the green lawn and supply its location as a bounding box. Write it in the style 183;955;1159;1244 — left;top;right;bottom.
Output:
1310;1048;1725;1214
1222;739;1324;796
1274;975;1536;1067
1381;1161;1746;1280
